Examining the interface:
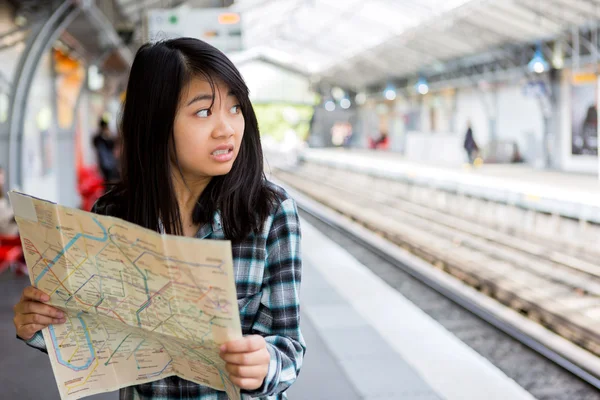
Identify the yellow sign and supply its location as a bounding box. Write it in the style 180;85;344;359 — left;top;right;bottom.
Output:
54;49;85;129
571;72;597;85
218;13;240;25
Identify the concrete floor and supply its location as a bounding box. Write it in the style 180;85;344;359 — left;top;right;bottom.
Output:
0;273;118;400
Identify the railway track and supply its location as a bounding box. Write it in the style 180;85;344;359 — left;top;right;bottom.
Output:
292;198;600;399
272;163;600;392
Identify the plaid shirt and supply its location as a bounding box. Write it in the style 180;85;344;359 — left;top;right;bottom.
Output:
23;184;305;399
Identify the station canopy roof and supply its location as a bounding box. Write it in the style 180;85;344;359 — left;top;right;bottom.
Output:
112;0;600;89
231;0;600;89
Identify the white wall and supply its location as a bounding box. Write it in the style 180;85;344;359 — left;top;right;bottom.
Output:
236;60;314;104
0;3;25;175
496;84;544;165
454;88;489;147
420;92;454;134
0;4;23;89
356;106;379;148
559;69;598;174
21;52;58;202
404;132;464;165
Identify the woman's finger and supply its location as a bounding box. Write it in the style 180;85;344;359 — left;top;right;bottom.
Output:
15;301;64;318
14;313;66;340
221;335;265;354
220;349;270;366
226;363;268;379
20;313;65;327
21;286;50;302
229;376;262;390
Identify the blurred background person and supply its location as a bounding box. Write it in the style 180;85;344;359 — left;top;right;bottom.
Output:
369;130;389;150
92;117;120;184
463;121;479;164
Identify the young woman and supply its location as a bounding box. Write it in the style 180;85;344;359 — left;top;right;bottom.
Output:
13;37;305;399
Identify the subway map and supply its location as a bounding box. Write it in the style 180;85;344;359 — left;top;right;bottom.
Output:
9;191;242;400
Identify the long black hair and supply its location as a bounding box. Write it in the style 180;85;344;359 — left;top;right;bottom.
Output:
103;38;279;241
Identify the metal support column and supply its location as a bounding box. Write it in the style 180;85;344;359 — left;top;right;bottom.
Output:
475;85;498;142
6;1;80;190
535;77;554;169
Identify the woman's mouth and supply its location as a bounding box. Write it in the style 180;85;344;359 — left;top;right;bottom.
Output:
211;147;234;162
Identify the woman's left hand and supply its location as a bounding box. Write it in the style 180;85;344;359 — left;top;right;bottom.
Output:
220;335;270;390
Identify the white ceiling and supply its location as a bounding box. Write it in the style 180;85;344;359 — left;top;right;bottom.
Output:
114;0;600;89
233;0;473;75
232;0;600;89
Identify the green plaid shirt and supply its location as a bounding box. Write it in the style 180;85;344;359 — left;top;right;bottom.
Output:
24;184;305;399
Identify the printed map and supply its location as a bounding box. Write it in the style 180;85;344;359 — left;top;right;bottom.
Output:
9;191;242;400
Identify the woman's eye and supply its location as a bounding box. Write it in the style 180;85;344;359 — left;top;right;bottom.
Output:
196;109;210;118
230;105;241;114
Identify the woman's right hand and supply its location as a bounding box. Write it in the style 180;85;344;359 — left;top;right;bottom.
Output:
13;286;66;341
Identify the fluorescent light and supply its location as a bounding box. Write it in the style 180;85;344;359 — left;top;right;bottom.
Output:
88;65;104;91
332;87;345;101
528;44;549;74
355;92;366;105
416;76;429;95
384;88;396;100
552;40;564;70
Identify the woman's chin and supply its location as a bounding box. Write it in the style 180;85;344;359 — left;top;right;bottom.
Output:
206;163;234;177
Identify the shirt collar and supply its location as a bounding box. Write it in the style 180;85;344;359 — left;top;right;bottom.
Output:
196;211;222;239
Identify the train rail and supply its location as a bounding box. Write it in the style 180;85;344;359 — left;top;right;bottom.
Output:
272;163;600;391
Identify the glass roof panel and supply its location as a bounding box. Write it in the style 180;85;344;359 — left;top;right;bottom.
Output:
235;0;477;73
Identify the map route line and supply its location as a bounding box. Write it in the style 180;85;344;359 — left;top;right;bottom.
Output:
92;241;113;293
46;266;127;324
114;295;129;309
142;359;173;379
67;344;80;364
104;333;133;366
66;359;99;393
58;315;76;348
49;312;96;371
135;281;173;327
196;287;212;302
151;314;174;332
110;230;224;271
132;250;224;271
127;338;146;361
49;256;89;297
24;241;52;273
136;282;172;314
35;218;108;285
58;247;105;295
38;254;75;298
56;273;127;324
67;274;97;301
107;230;150;302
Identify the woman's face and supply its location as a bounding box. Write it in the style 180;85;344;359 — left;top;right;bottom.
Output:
173;77;245;181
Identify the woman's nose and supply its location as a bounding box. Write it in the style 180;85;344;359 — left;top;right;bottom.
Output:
212;117;235;139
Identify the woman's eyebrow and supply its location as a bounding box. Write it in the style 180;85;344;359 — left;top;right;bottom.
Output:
186;91;236;106
186;93;213;107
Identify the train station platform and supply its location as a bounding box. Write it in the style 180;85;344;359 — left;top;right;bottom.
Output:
299;148;600;224
1;217;535;400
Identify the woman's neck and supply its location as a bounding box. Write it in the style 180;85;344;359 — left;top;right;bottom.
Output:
171;172;211;237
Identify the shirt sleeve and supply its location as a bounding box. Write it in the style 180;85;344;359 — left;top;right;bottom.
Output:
243;198;306;398
18;331;48;353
